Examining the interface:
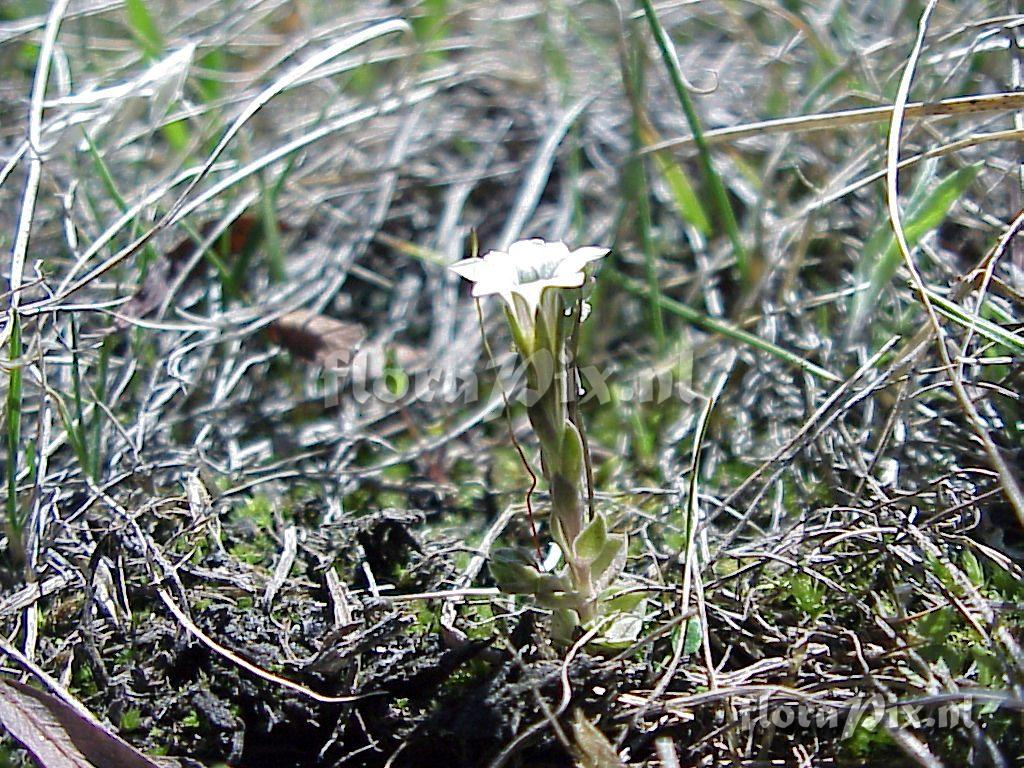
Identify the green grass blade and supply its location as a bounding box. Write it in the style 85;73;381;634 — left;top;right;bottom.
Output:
82;130;128;211
5;314;24;549
635;120;711;235
624;31;665;352
88;335;112;479
126;0;163;58
259;173;285;283
53;390;91;475
850;162;980;334
124;0;191;152
924;288;1024;355
652;149;711;236
82;128;168;295
639;0;749;286
612;271;839;382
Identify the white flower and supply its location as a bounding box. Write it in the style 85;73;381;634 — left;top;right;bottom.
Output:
450;239;609;322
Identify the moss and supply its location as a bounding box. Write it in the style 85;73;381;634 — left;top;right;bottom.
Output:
227;495;276;566
120;707;143;733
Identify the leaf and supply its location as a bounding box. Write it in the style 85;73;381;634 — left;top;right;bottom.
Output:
125;0;164;58
612;271;840;382
597;604;644;648
604;588;645;613
655;154;712;236
682;617;702;655
961;550;985;588
488;548;542;594
640;0;748;283
550;607;577;646
636;114;711;235
0;679;161;768
559;421;585;484
924;287;1024;355
591;534;627;592
850;163;981;335
533;571;574;600
5;315;24;544
574;514;608;564
266;311;366;370
534;589;587;611
571;710;625;768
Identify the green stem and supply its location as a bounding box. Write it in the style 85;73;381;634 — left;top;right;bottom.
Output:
612;271;840;382
523;295;599;622
5;313;24;564
639;0;749;285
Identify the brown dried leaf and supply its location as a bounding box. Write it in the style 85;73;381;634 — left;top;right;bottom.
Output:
0;679;160;768
571;710;625;768
267;310;366;369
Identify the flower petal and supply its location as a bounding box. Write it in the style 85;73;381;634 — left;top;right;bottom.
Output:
450;257;490;282
480;249;510;265
470;281;505;298
513;282;547;316
508;239;571;281
506;239;552;260
457;254;519;293
558;246;609;276
452;240;608;317
570;246;610;264
536;273;586;290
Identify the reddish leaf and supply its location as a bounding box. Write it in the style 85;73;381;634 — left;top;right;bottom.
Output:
267;310;366;369
0;679;161;768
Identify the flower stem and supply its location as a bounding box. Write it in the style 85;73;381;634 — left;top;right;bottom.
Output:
523;298;598;623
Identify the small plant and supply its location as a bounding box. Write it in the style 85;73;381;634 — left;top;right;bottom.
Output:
453;239;637;643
